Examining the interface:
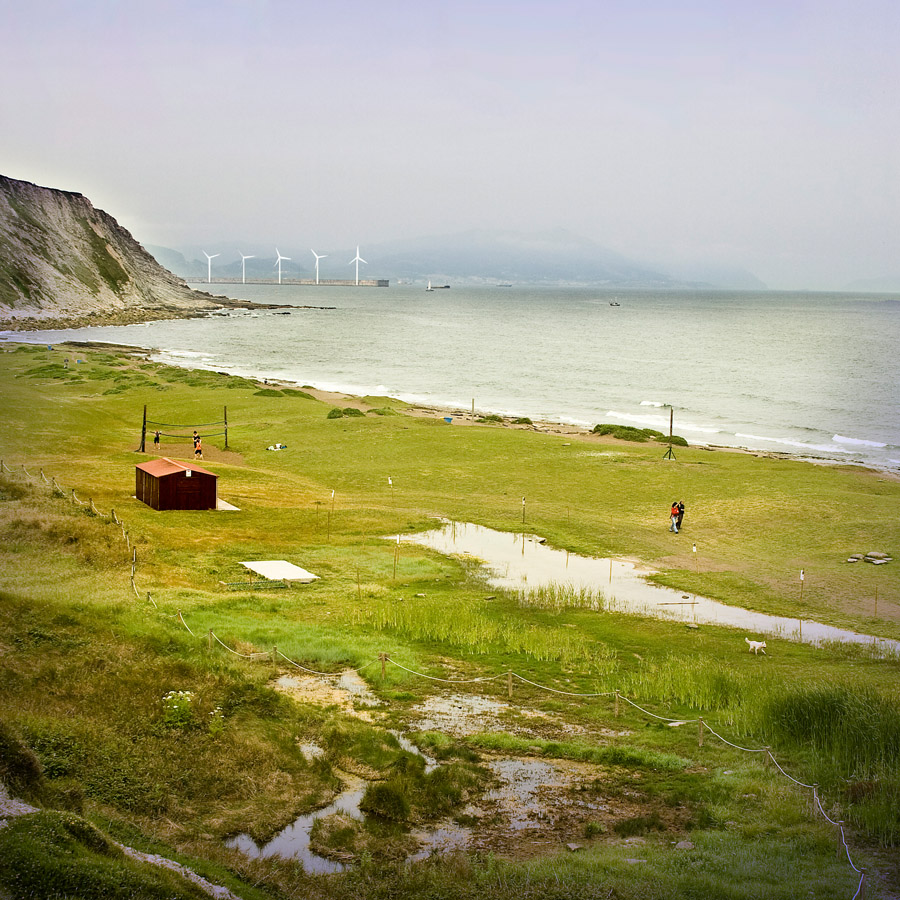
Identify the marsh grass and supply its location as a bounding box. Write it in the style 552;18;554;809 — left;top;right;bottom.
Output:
512;581;606;612
354;594;595;663
465;732;690;772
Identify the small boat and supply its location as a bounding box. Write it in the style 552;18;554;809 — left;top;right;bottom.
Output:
610;300;621;307
426;280;434;291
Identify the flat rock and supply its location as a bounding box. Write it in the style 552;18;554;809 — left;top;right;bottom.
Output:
566;843;584;852
675;840;695;850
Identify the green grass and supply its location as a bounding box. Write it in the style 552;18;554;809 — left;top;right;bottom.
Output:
0;342;898;898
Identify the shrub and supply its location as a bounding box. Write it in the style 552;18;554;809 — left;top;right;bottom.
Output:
513;417;533;425
253;388;282;397
327;408;345;419
343;407;365;417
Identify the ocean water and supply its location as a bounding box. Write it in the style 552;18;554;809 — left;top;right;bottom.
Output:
5;284;900;470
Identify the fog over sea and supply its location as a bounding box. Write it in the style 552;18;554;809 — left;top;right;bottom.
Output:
7;285;900;471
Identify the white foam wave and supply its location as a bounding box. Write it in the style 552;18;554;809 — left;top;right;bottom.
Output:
832;434;887;449
735;433;853;454
640;400;665;407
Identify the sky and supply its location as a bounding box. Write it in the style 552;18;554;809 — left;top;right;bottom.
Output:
2;0;899;289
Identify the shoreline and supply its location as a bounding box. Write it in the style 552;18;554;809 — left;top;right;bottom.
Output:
4;333;897;478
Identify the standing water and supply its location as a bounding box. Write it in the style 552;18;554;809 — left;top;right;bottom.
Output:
402;521;900;654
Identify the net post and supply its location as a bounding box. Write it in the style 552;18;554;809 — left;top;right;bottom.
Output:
138;404;147;453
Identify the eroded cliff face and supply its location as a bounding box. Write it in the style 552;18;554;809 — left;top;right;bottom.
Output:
0;175;221;328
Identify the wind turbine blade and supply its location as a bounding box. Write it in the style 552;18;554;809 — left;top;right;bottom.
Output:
358;256;367;264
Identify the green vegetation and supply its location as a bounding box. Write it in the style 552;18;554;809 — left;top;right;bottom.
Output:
592;422;689;446
0;343;897;899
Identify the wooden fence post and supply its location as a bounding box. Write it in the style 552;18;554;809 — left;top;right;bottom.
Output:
614;689;620;718
698;716;704;748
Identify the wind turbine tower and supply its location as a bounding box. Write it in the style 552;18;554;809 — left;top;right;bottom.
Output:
240;253;255;285
203;251;220;284
311;249;327;285
274;248;291;285
349;246;367;286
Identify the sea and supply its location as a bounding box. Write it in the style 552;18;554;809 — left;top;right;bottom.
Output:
4;284;900;471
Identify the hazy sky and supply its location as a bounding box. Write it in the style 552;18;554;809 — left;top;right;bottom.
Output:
3;0;899;289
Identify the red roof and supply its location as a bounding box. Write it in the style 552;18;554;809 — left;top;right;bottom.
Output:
135;457;218;478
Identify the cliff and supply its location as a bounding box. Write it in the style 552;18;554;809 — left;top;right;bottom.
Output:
0;175;224;329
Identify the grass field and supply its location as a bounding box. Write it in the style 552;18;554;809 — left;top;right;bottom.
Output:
0;342;898;899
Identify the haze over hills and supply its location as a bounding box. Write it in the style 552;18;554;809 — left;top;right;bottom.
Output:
150;229;768;290
842;275;900;294
0;175;223;328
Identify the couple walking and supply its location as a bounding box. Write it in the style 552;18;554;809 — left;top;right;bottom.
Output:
669;500;685;533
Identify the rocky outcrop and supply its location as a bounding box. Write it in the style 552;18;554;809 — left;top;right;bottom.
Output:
0;174;224;329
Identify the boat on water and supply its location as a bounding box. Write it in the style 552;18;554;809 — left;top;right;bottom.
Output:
426;280;433;291
610;300;621;307
426;280;450;290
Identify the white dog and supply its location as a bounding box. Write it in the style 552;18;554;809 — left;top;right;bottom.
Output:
745;637;767;655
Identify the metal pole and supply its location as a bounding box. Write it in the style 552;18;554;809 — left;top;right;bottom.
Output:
224;406;228;449
139;404;147;453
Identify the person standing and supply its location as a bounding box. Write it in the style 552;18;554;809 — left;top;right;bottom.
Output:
194;439;203;460
676;501;685;532
192;430;200;449
669;501;680;533
153;430;160;448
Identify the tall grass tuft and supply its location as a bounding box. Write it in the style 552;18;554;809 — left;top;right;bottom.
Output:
353;595;609;663
513;581;606;612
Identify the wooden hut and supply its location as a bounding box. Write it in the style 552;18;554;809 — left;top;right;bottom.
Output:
135;458;218;511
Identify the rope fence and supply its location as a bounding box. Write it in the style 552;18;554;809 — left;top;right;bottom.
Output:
0;457;873;898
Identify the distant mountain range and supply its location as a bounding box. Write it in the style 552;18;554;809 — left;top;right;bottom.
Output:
149;229;769;290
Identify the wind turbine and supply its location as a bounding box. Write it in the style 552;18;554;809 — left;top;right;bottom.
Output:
203;251;219;284
310;249;327;285
239;253;255;285
274;248;290;285
349;245;367;285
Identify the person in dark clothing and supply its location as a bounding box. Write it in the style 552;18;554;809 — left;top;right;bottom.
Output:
153;430;160;448
676;501;685;531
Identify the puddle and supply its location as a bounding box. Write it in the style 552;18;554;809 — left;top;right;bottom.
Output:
225;774;366;873
402;521;900;654
228;753;616;871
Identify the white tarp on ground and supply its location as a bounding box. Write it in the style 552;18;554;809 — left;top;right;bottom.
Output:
240;561;319;583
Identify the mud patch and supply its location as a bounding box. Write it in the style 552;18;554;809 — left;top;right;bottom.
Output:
273;669;382;714
410;693;510;736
